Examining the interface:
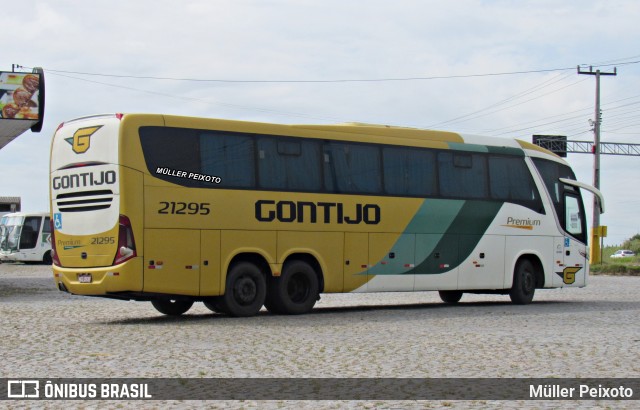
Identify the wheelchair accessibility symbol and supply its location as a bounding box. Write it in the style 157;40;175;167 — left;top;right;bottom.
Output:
54;213;62;230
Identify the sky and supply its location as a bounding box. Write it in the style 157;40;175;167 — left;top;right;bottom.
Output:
1;0;639;245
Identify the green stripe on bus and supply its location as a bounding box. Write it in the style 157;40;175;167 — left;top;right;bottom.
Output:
365;199;503;277
366;199;464;276
409;200;503;274
446;142;489;153
486;146;525;156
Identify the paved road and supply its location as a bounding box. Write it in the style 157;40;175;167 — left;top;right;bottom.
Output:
1;263;638;409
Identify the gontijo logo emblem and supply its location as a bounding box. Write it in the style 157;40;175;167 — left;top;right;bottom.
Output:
65;125;103;154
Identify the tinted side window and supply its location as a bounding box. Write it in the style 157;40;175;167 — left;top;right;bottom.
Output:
324;143;382;194
257;138;322;191
383;147;437;196
200;133;255;188
489;156;543;212
20;216;42;249
438;153;488;199
43;217;51;234
140;127;257;188
140;127;201;187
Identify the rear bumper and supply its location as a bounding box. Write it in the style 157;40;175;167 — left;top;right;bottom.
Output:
53;257;143;295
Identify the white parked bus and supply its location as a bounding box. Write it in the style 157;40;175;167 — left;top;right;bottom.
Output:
0;212;52;264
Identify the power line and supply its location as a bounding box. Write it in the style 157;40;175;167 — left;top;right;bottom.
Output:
48;72;353;123
17;60;640;84
477;78;590;135
479;94;640;137
423;58;640;131
28;60;640;84
426;72;574;128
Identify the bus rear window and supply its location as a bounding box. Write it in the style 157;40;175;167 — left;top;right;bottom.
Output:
140;127;256;189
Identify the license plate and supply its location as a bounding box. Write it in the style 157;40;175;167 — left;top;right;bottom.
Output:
78;273;92;283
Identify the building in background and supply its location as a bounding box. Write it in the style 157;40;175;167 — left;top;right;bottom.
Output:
0;196;21;217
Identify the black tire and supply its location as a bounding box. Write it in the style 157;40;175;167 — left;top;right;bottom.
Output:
151;299;194;316
222;262;266;317
439;290;463;304
509;259;536;305
263;288;285;314
267;260;319;315
203;297;228;314
42;251;52;265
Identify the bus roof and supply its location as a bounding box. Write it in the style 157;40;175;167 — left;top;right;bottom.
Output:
61;113;564;162
1;212;49;218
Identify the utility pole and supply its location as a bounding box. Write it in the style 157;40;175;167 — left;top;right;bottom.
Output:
577;65;617;264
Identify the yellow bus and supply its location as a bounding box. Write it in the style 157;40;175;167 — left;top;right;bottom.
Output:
49;114;604;316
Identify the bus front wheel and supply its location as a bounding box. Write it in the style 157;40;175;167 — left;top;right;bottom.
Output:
509;259;536;305
439;290;463;304
222;262;266;317
151;299;194;316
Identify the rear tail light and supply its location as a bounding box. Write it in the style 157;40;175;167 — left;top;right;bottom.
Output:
113;215;137;265
50;219;61;266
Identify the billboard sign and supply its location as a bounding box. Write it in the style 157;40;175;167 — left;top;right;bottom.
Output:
0;68;45;150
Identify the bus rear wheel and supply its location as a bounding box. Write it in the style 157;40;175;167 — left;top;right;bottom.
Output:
439;290;463;304
203;297;228;314
266;260;319;315
222;262;266;317
151;299;194;316
509;259;536;305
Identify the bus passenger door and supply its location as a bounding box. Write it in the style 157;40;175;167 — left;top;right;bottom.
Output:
144;229;200;295
552;236;566;287
558;193;588;287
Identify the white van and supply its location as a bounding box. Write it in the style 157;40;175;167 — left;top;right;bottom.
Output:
0;212;52;264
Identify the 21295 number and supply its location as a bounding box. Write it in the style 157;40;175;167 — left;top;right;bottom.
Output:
158;202;211;215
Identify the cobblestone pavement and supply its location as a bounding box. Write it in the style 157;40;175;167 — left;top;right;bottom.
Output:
1;263;638;409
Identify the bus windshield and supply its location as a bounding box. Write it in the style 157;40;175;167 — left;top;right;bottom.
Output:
0;215;24;252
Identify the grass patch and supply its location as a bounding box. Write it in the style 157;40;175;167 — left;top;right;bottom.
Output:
592;234;640;276
590;263;640;276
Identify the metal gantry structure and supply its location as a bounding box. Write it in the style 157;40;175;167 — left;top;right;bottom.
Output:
532;137;640;157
